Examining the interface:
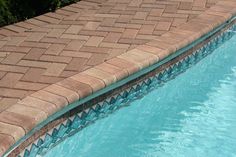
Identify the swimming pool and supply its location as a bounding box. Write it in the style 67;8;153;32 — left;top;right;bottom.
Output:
40;27;236;156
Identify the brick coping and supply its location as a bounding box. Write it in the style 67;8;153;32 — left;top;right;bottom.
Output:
1;0;236;156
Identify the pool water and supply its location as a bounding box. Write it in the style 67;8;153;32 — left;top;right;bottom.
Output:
44;34;236;157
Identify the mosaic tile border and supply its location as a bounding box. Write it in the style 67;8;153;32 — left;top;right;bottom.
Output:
17;23;236;157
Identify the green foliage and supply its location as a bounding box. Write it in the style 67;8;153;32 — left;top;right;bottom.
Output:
0;0;78;27
0;0;16;26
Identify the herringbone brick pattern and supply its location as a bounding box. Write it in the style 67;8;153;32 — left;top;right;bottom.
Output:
0;0;219;111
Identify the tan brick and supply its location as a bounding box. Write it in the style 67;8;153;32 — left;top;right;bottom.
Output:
63;6;81;13
60;34;89;40
101;18;116;27
44;84;80;103
5;36;26;46
0;40;7;48
149;8;164;16
40;55;72;63
84;22;100;30
95;14;119;18
65;25;83;34
179;2;192;10
80;46;111;53
47;29;65;38
56;9;74;16
172;18;187;27
147;39;176;56
106;57;140;75
99;42;130;49
79;30;108;37
60;70;77;78
87;53;108;66
0;134;15;156
65;58;88;71
18;60;51;68
38;76;63;84
36;15;60;24
0;88;29;99
41;37;71;44
0;52;8;58
0;72;6;79
57;78;92;98
0;111;36;132
20;41;51;49
60;50;92;58
122;29;139;39
29;27;52;33
118;38;147;45
1;53;25;65
193;0;207;7
96;62;128;80
19;96;57;116
83;68;116;86
137;44;169;60
71;73;105;92
162;13;189;18
6;24;27;32
65;40;85;51
0;121;25;140
23;48;46;60
0;65;28;73
164;4;178;13
21;68;45;82
107;48;126;59
85;36;104;47
118;49;158;68
15;21;36;30
103;32;122;43
129;0;142;7
26;18;48;26
25;32;47;42
117;15;133;23
155;21;172;31
0;98;18;112
0;73;23;88
98;26;124;33
139;24;156;35
7;104;47;123
0;29;16;36
31;90;68;109
137;44;164;53
14;81;48;91
1;46;31;53
45;44;65;55
44;63;67;77
134;12;148;20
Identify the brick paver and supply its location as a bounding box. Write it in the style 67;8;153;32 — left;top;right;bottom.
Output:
0;0;219;110
2;0;233;155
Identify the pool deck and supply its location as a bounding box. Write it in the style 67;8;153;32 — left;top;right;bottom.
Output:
0;0;236;156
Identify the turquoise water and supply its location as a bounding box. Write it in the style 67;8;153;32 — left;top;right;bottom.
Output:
44;34;236;157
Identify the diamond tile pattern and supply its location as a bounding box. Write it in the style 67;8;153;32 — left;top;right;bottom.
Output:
0;0;219;111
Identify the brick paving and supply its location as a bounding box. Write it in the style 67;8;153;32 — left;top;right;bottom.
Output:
0;0;219;110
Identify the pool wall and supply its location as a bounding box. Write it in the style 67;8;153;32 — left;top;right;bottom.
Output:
1;0;236;156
